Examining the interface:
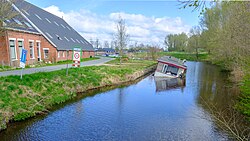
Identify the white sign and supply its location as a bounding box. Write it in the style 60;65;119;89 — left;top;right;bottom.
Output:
73;48;81;61
20;62;25;68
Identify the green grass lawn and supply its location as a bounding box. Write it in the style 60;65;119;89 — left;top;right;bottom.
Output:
158;52;209;61
0;59;156;130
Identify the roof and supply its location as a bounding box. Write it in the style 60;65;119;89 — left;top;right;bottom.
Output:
157;56;187;69
13;0;94;51
4;14;40;34
2;2;39;34
96;48;115;52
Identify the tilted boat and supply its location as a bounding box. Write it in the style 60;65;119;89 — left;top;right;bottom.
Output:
154;56;187;78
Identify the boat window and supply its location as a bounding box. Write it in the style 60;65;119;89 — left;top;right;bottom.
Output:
161;64;168;74
166;66;178;75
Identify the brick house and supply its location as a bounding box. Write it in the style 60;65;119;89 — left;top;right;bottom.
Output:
0;0;94;67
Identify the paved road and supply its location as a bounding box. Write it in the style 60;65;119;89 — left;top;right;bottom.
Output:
0;57;114;77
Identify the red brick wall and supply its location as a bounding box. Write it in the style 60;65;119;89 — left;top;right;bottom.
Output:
56;50;73;61
0;35;9;66
40;36;57;63
4;30;59;66
82;51;95;58
57;50;95;62
1;30;94;67
6;30;43;66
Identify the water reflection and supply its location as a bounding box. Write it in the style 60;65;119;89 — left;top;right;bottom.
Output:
1;61;245;141
154;77;185;92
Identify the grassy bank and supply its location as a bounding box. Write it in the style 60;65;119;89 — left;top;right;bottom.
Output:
0;59;156;131
158;52;209;61
131;51;209;61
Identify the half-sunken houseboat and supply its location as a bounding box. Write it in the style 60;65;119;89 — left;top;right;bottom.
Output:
154;56;187;78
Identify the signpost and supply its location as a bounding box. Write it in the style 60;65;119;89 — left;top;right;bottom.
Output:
72;48;81;67
20;49;27;79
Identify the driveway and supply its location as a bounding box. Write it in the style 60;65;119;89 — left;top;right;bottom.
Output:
0;57;114;77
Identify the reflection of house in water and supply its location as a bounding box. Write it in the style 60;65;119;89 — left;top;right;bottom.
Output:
154;77;185;92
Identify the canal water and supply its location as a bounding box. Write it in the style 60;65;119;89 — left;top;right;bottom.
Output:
0;61;240;141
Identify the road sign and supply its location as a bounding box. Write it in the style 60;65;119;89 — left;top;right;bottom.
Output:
73;48;81;61
20;49;27;68
72;48;81;67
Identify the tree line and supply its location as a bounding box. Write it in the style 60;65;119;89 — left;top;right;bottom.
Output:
165;1;250;78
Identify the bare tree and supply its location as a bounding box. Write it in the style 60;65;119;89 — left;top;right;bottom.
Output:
114;16;129;64
147;45;160;61
0;0;19;36
103;40;109;48
89;38;95;47
95;38;100;48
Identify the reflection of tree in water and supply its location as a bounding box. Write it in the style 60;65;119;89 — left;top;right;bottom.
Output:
118;88;125;110
195;63;250;140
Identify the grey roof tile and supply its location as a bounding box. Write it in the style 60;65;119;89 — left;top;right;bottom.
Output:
14;0;94;51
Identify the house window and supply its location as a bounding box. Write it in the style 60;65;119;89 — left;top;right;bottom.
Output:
58;51;60;58
63;51;65;57
9;40;16;59
18;40;24;59
36;41;41;61
43;49;49;59
29;41;34;59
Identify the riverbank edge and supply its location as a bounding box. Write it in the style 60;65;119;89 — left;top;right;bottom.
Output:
0;64;157;132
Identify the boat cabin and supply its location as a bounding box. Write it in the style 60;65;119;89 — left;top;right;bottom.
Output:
154;56;187;78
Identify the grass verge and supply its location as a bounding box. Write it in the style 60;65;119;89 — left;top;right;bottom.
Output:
0;59;156;131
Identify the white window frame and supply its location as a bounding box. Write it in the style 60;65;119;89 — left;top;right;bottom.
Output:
9;38;17;60
58;51;60;58
62;51;65;57
43;48;49;59
29;40;35;59
17;39;24;60
36;40;41;61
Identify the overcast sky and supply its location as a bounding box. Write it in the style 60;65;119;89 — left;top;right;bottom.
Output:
26;0;200;47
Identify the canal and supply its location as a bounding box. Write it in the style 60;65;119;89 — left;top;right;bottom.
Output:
0;61;242;140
